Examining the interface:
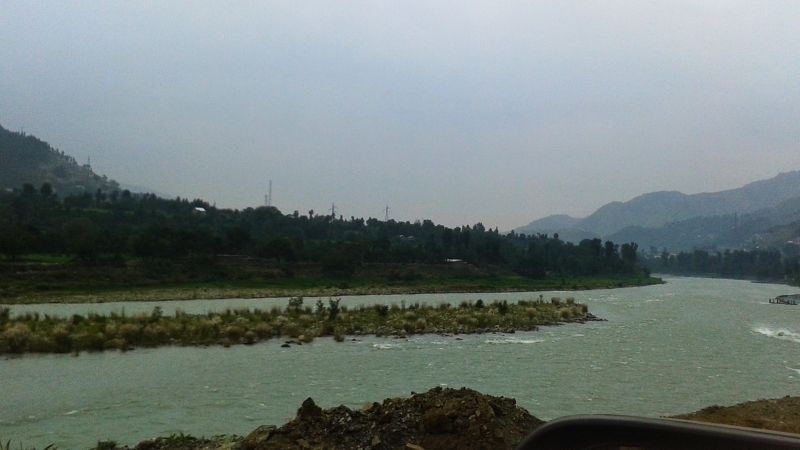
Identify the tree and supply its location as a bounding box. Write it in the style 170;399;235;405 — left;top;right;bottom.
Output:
225;226;251;253
63;218;100;261
257;237;295;262
0;225;30;260
39;182;53;197
620;242;638;265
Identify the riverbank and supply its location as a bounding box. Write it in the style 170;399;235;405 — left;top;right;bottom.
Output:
672;395;800;435
49;388;799;450
0;259;661;304
1;277;662;306
651;271;797;287
0;297;595;355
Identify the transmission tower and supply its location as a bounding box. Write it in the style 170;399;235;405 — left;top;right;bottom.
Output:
265;179;272;207
384;205;390;221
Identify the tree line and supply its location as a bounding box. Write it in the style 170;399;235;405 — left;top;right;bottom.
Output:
0;183;646;278
647;248;800;284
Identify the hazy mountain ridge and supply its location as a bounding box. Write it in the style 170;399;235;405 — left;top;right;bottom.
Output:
519;214;581;231
608;195;800;252
517;171;800;246
0;123;120;195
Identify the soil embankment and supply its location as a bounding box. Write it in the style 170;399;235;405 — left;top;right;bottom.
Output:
672;395;800;435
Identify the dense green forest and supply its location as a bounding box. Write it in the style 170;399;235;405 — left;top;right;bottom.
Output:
0;183;646;280
646;248;800;284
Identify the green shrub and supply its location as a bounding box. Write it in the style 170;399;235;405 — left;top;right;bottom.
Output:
283;322;301;338
328;298;340;321
1;323;32;353
496;300;509;315
287;296;304;312
333;328;346;342
252;323;274;338
223;325;244;341
73;331;106;351
374;304;389;317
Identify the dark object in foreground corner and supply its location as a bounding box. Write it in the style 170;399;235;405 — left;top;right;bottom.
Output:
516;415;800;450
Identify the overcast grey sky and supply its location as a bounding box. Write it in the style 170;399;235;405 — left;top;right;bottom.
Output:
2;1;799;229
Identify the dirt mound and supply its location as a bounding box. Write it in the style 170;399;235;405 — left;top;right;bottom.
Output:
671;395;800;435
239;386;543;450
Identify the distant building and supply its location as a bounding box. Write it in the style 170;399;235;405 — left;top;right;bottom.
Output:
193;207;207;214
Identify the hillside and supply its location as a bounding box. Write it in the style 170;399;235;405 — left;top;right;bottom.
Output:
517;171;800;242
0;123;119;195
608;195;800;252
515;214;599;242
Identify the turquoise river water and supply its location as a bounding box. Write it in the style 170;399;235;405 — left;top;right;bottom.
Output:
1;276;799;448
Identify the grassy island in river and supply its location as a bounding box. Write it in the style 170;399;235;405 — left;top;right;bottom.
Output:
0;296;594;355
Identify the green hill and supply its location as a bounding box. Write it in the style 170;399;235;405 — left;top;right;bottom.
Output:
0;123;119;195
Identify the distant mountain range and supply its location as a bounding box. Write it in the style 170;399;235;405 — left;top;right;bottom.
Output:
516;171;800;252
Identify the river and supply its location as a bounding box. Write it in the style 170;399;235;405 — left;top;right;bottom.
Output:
1;276;799;449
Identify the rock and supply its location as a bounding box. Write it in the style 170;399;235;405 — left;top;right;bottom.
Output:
241;425;277;450
133;440;157;450
297;397;322;420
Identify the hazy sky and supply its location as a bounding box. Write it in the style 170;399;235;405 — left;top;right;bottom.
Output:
2;1;799;229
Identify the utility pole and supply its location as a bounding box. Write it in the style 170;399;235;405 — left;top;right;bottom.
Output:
384;205;390;221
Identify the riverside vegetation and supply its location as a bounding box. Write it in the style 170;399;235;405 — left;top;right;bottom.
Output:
0;296;592;355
